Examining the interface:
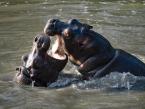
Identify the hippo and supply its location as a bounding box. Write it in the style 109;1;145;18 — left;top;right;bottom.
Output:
43;19;145;80
15;33;68;87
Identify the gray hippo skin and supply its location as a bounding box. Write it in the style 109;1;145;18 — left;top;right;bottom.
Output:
43;19;145;79
15;33;68;87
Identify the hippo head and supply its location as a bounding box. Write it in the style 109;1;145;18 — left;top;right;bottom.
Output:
44;19;93;38
15;66;51;87
15;66;31;85
15;33;67;87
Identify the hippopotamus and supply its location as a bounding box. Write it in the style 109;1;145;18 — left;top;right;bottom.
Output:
15;33;68;87
43;19;145;79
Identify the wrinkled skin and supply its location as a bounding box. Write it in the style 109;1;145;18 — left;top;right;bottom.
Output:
15;33;68;87
44;19;145;79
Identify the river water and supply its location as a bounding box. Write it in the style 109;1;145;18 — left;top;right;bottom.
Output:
0;0;145;109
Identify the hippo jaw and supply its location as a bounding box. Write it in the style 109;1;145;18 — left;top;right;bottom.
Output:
44;19;93;41
44;19;68;36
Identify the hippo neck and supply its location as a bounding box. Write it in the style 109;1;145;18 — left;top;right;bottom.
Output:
88;30;113;48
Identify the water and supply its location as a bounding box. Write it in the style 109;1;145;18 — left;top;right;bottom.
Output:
0;0;145;108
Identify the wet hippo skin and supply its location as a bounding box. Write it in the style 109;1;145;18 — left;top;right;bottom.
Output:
44;19;145;79
15;33;68;87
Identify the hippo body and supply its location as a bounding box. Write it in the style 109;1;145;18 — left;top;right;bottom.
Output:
44;19;145;79
15;33;68;87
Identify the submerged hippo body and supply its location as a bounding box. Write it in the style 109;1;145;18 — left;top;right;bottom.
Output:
15;33;68;87
44;19;145;79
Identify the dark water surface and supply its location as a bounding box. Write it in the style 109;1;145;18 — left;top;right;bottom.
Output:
0;0;145;109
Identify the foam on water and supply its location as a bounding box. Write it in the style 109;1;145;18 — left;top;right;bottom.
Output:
48;74;80;88
48;72;145;90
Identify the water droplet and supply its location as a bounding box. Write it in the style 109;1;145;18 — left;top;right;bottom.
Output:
32;81;35;88
131;10;137;15
127;81;130;90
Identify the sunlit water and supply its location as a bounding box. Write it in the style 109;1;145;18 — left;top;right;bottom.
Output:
0;0;145;109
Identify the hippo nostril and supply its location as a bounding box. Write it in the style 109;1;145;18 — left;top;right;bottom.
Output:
49;19;59;24
37;42;42;48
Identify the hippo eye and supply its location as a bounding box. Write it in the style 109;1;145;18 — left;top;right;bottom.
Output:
34;36;38;42
16;67;20;71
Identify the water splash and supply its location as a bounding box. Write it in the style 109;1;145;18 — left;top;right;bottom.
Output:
47;72;145;90
48;75;80;88
76;72;145;90
31;81;35;88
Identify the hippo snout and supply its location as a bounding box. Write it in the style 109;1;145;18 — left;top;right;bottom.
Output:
44;19;67;36
44;19;59;35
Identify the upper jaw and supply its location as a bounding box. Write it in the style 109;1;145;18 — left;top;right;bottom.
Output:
44;19;68;36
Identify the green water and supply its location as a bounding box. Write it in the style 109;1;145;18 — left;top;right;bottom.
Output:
0;0;145;109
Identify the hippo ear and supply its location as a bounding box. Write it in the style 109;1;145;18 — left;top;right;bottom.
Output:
16;67;20;71
83;23;93;30
34;36;38;42
16;67;21;72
